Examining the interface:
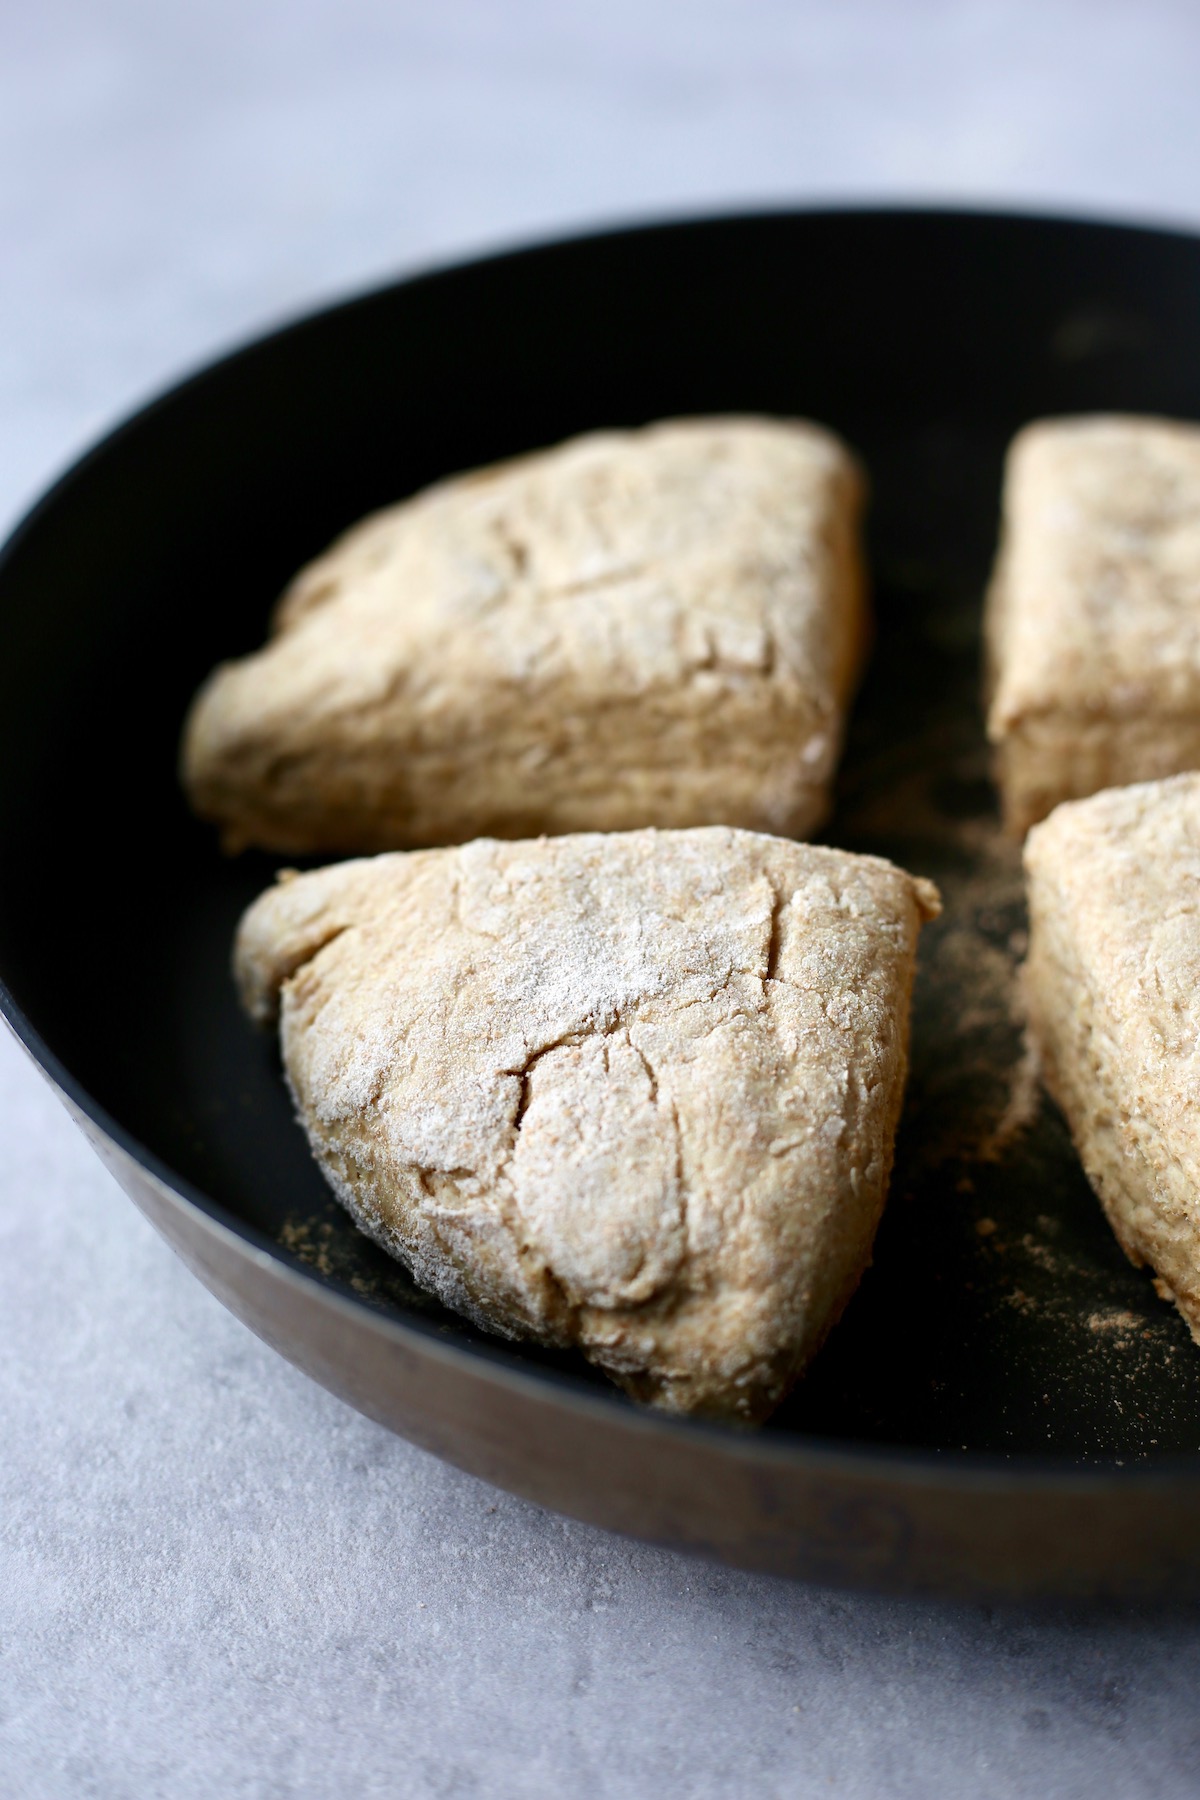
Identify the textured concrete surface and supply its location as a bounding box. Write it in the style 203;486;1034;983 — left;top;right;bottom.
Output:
4;4;1200;1796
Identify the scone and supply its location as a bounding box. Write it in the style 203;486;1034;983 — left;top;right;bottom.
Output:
237;827;939;1421
184;417;867;854
1025;774;1200;1341
985;415;1200;835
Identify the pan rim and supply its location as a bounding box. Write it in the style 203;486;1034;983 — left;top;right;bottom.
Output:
5;199;1200;1495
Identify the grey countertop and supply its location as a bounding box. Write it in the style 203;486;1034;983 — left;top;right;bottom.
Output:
5;4;1200;1795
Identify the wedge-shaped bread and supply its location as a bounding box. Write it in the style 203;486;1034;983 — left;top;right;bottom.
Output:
986;416;1200;835
185;418;866;854
1026;774;1200;1340
237;827;938;1420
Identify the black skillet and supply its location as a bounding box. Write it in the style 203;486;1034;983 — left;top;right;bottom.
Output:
4;207;1200;1602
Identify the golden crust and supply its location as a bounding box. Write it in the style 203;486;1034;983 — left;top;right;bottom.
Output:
236;827;939;1421
1025;774;1200;1340
986;415;1200;835
183;418;867;853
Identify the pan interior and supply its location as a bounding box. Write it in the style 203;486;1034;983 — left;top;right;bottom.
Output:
3;209;1200;1465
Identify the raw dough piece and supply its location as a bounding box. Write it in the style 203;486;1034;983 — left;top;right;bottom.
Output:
1025;773;1200;1341
184;417;866;853
237;826;939;1420
985;415;1200;835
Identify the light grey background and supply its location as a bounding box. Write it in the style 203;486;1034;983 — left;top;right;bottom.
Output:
4;4;1200;1796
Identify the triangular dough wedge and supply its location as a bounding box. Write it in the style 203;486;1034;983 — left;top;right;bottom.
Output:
184;418;866;854
1026;774;1200;1339
238;827;939;1421
986;416;1200;835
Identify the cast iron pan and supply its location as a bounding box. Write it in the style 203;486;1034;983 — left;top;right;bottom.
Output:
4;208;1200;1602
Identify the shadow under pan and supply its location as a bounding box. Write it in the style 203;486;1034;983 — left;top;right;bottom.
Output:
3;208;1200;1599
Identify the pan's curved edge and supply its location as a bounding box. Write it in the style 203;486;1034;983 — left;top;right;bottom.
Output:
12;1022;1199;1603
1;198;1196;567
